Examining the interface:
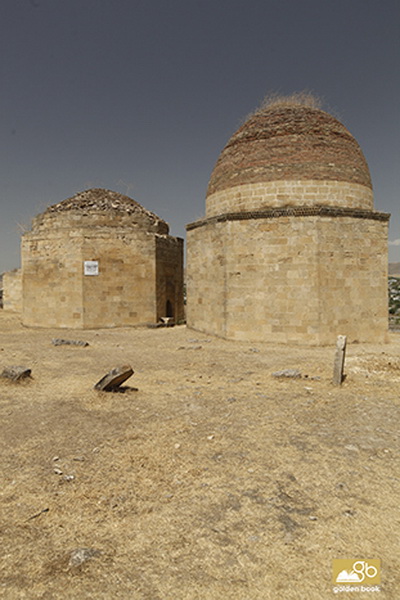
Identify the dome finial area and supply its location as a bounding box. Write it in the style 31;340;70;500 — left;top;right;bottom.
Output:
254;90;323;115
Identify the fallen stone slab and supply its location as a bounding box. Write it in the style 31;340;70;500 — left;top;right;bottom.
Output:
272;369;302;379
1;365;32;381
94;365;134;391
52;338;89;347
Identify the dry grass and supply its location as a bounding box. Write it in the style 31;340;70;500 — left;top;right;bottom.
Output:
254;91;323;115
0;311;399;599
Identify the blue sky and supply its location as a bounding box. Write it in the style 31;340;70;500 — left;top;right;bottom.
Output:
1;0;399;272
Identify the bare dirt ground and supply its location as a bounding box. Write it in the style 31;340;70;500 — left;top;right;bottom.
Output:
0;311;399;599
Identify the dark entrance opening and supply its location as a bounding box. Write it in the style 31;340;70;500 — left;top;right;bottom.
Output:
166;299;174;318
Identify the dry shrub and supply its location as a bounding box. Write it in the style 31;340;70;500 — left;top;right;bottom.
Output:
254;90;323;114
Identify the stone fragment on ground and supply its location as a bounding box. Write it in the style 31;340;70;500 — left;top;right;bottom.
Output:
272;369;302;379
52;338;89;347
177;345;202;350
1;365;32;381
68;547;101;568
160;317;175;326
94;364;134;391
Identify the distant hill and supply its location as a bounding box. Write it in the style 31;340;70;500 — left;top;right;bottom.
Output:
389;263;400;276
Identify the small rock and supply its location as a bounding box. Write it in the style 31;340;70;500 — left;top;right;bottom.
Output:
345;444;359;452
63;474;75;482
375;448;392;458
53;467;63;475
68;547;100;568
272;369;302;379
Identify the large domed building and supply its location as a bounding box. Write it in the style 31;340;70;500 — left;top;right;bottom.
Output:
21;188;184;328
186;98;390;344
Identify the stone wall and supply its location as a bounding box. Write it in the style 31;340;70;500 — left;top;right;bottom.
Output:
80;230;157;329
206;180;373;217
2;269;22;312
187;212;389;345
21;210;184;329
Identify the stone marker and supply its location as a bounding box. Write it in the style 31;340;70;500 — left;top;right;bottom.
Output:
52;338;89;347
333;335;347;386
1;365;32;381
94;365;134;391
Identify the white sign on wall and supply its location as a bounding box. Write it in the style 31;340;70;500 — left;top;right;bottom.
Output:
84;261;99;276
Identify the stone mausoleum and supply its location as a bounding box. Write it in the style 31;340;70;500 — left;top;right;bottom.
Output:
21;188;184;328
186;98;390;345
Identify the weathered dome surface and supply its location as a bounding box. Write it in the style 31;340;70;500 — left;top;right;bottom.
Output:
33;188;169;234
207;106;372;197
47;188;162;220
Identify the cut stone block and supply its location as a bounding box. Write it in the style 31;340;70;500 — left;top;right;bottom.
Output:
1;365;32;381
94;365;134;391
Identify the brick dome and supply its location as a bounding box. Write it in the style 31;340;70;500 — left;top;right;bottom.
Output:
206;105;373;216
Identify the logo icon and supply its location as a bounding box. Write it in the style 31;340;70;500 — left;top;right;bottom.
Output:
332;559;381;585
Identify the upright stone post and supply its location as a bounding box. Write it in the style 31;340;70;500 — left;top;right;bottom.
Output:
333;335;347;386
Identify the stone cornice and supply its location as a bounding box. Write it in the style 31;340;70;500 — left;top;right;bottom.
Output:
186;206;390;231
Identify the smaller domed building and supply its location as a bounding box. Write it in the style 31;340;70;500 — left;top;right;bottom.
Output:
186;98;390;345
21;189;184;328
